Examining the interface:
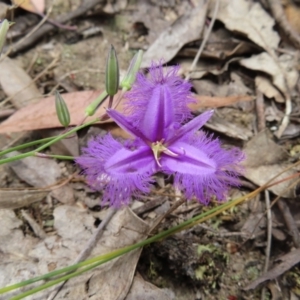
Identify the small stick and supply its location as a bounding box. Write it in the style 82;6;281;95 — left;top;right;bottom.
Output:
187;0;220;81
277;198;300;248
261;190;272;300
21;210;47;239
255;89;266;132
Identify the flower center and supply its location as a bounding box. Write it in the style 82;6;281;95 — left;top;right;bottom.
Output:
151;140;178;167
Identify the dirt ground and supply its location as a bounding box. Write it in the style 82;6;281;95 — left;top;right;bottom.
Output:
1;0;300;299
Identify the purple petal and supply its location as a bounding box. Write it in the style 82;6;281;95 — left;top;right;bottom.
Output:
167;110;213;145
161;135;244;204
161;141;217;175
107;109;148;144
76;134;156;207
140;84;174;141
124;62;194;128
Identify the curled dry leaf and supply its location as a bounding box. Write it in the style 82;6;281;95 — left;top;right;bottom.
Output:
126;274;175;300
255;76;285;103
240;52;298;95
210;0;280;50
243;130;298;198
141;0;208;67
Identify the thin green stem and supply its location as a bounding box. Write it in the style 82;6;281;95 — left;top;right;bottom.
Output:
0;118;99;165
0;137;55;157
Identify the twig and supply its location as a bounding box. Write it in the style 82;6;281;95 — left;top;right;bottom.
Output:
277;198;300;248
46;208;117;300
186;0;219;81
261;190;272;300
255;89;266;132
21;210;47;239
132;197;167;216
149;188;185;234
4;0;106;56
268;0;300;48
276;92;292;138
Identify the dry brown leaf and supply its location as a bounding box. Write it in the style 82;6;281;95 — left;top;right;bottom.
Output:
12;0;45;14
205;113;253;140
211;0;280;50
255;76;285;103
126;273;174;300
0;90;122;133
141;0;208;67
243;130;297;198
0;57;42;108
0;189;49;209
240;52;298;94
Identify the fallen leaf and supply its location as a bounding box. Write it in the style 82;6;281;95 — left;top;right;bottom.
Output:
255;76;285;103
12;0;45;14
0;57;42;108
205;112;253;140
244;248;300;290
240;52;298;94
141;0;208;67
0;90;117;133
211;0;280;50
126;273;175;300
0;189;49;209
243;130;298;198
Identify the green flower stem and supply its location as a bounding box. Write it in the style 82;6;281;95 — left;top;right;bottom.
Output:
0;195;246;297
0;137;56;157
0;118;99;165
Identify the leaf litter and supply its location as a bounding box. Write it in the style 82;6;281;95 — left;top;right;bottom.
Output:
1;0;300;299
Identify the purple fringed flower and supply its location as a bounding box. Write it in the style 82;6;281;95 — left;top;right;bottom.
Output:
76;63;244;207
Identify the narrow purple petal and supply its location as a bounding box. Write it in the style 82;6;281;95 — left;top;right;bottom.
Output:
76;134;156;207
161;134;244;204
162;141;217;174
167;110;213;145
141;84;174;141
124;62;194;128
107;109;148;144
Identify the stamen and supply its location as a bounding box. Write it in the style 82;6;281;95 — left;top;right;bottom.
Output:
151;140;179;167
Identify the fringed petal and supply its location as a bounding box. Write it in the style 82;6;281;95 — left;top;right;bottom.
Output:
124;62;194;127
76;134;156;207
161;133;245;204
